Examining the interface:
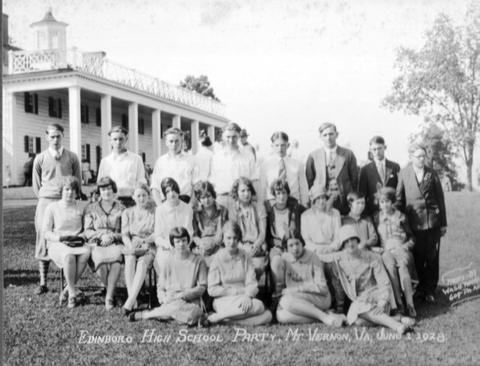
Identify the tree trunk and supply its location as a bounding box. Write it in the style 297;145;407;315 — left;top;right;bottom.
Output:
466;142;474;192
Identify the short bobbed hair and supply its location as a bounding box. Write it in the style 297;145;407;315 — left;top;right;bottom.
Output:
169;227;191;247
347;191;365;206
375;187;396;203
58;176;81;197
96;176;118;194
270;179;291;196
222;221;243;243
230;177;256;200
193;181;217;200
281;229;306;251
134;182;151;196
160;177;180;196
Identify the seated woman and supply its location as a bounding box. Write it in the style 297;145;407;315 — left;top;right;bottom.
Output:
301;184;343;311
121;183;157;315
84;176;126;310
129;227;207;325
192;181;228;266
332;225;415;334
154;178;194;271
265;179;306;293
42;176;91;309
228;177;268;278
207;222;272;325
276;229;345;327
373;187;418;318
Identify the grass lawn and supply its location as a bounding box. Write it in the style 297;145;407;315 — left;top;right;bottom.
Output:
3;192;480;366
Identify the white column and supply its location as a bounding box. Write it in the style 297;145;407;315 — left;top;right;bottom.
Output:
128;102;139;154
172;114;181;129
68;86;82;157
152;109;162;159
2;90;17;185
191;120;200;155
101;94;112;158
207;125;215;142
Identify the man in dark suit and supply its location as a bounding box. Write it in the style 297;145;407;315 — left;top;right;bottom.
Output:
396;143;447;303
358;136;400;216
306;122;358;215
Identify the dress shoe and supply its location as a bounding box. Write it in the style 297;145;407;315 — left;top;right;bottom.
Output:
35;285;48;295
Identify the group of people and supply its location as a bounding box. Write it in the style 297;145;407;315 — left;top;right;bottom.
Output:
31;120;447;334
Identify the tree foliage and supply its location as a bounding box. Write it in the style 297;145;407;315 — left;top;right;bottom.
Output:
180;75;221;102
383;4;480;190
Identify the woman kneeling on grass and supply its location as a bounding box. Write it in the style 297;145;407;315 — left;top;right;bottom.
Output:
84;177;126;310
129;227;208;325
122;183;157;315
42;176;91;309
207;222;272;325
331;225;415;335
276;229;346;327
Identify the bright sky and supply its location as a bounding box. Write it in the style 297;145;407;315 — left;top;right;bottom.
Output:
4;0;471;166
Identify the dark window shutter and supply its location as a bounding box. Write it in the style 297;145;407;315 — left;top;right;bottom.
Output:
34;94;39;114
141;152;146;163
58;99;62;119
48;97;54;117
35;137;41;153
96;108;101;126
86;105;89;124
96;145;102;169
86;144;91;162
24;135;29;152
24;92;30;112
122;114;128;129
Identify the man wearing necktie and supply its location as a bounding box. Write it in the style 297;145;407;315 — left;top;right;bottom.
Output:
358;136;401;216
32;123;82;295
306;123;358;215
257;132;309;207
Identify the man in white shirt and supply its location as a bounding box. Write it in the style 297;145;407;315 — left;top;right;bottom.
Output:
208;122;256;211
97;126;147;207
150;127;198;205
195;136;214;181
358;136;401;216
258;131;308;207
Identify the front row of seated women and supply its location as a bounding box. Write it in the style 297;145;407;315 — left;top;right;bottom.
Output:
42;175;415;333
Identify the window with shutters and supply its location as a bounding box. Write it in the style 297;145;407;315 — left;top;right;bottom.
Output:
96;145;102;169
81;104;89;123
24;92;39;114
81;145;86;160
138;118;145;135
24;136;41;154
48;97;62;118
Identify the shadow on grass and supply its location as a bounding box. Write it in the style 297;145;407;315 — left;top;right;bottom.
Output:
413;284;457;321
4;269;40;288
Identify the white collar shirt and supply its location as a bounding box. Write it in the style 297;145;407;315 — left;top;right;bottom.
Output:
150;151;198;198
324;145;338;165
97;150;146;197
257;155;309;206
195;147;214;181
49;146;64;160
208;147;256;195
412;166;425;183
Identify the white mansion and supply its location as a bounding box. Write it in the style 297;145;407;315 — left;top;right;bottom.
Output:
3;10;228;186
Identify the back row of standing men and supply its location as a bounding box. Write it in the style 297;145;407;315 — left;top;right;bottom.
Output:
32;121;447;304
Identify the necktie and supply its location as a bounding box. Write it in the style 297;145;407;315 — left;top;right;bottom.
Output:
55;151;61;160
329;151;335;168
378;162;385;185
278;159;287;182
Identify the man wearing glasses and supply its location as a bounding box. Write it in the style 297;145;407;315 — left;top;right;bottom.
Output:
396;143;447;304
